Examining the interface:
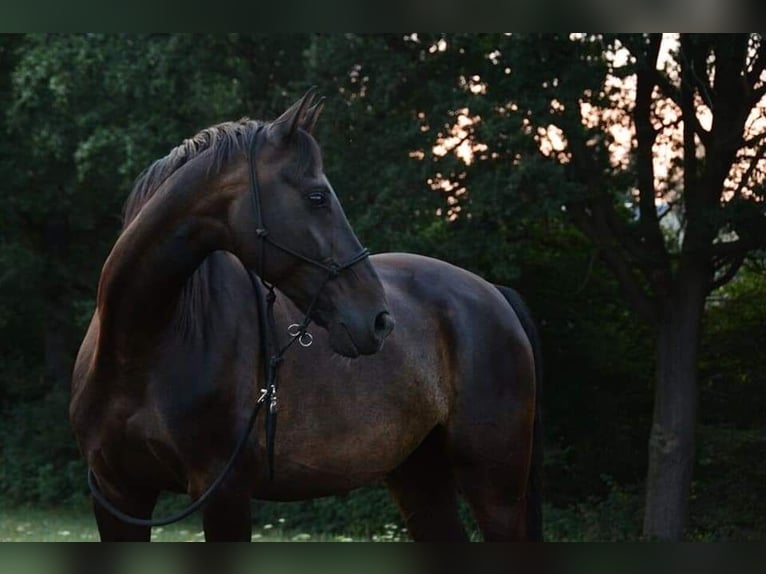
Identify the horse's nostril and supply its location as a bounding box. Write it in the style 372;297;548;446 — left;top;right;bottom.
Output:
374;311;395;340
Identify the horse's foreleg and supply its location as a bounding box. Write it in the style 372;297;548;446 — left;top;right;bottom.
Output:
92;488;158;542
200;481;252;542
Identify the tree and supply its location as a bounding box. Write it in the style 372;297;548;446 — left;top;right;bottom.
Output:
449;33;766;539
562;34;765;540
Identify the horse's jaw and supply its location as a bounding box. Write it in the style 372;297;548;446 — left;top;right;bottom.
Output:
327;321;363;358
327;319;392;358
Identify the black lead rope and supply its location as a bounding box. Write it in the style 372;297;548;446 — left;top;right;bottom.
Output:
87;124;370;528
87;392;268;528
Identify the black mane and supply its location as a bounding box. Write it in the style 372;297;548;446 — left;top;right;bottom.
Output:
122;119;261;229
122;118;321;230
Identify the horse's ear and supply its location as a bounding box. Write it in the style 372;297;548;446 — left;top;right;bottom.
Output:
268;87;319;146
302;96;325;135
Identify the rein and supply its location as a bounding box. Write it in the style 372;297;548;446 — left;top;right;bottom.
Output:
87;126;370;528
245;126;369;482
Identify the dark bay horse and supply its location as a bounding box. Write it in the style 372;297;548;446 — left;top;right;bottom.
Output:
70;92;542;542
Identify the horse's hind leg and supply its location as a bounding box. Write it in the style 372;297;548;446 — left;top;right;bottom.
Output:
452;461;529;541
448;391;534;541
384;428;468;542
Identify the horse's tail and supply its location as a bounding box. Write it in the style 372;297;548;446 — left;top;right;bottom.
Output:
494;284;544;541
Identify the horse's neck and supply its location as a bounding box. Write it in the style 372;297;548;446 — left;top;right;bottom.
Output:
96;161;232;356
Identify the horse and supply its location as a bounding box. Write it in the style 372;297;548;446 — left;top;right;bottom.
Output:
70;90;543;542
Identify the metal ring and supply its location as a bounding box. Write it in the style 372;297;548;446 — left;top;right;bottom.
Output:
288;323;313;347
298;332;313;347
287;323;302;337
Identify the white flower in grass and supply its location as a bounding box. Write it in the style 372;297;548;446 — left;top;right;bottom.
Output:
263;523;273;530
58;530;71;537
291;533;311;541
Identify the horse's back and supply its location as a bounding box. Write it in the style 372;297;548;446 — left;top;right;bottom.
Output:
372;252;533;364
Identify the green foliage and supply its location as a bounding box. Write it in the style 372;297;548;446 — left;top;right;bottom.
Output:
512;224;654;500
544;477;643;541
700;268;766;428
688;425;766;541
0;388;85;506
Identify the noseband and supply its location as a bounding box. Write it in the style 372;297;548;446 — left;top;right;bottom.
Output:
87;125;370;528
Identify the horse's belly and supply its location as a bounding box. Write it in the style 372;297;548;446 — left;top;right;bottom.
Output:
248;345;445;500
248;413;434;500
250;459;388;501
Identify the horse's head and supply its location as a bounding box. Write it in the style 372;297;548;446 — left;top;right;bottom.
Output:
227;91;394;358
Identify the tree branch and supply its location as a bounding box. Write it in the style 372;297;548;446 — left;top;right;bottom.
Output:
748;82;766;108
732;141;766;199
710;235;766;259
568;202;658;325
651;69;713;149
746;39;765;89
598;199;659;270
657;201;677;222
635;57;672;279
711;252;746;291
657;115;683;133
743;130;766;148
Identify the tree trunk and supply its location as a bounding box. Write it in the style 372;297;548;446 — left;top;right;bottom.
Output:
643;270;707;540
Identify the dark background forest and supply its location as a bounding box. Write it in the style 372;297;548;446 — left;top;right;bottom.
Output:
0;33;764;541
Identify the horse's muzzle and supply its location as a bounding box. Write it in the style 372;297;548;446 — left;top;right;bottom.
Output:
373;311;395;343
327;308;394;358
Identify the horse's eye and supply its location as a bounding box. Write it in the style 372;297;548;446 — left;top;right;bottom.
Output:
307;191;328;207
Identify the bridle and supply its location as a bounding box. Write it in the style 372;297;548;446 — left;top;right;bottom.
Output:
87;125;370;527
245;126;370;482
247;124;370;350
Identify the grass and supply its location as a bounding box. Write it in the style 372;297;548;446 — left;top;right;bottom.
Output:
4;461;762;542
0;504;404;542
